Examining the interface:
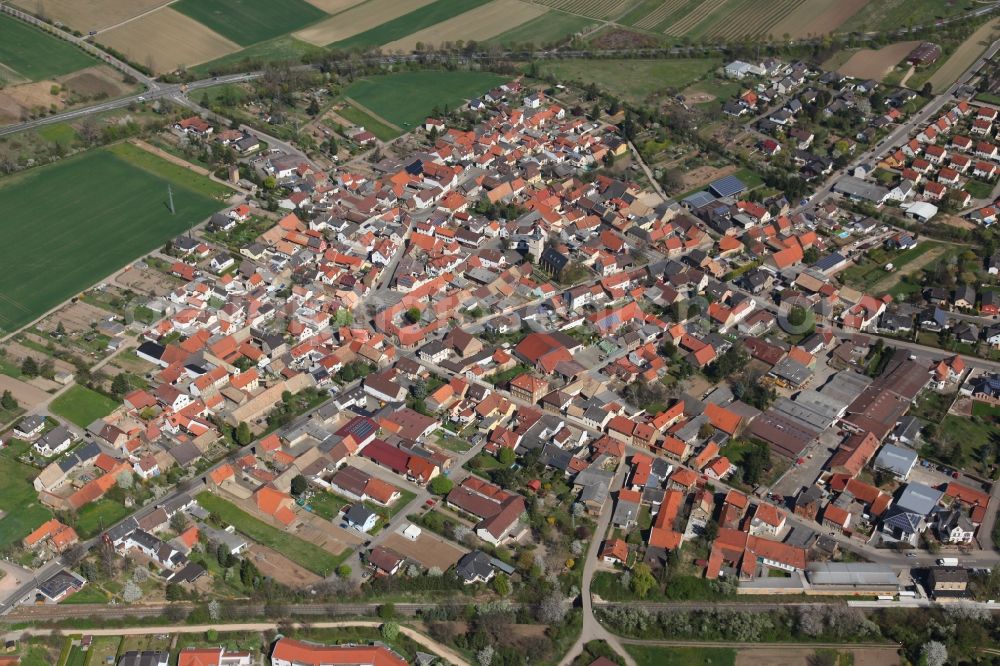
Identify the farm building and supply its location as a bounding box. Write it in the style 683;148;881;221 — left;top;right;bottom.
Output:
907;42;942;66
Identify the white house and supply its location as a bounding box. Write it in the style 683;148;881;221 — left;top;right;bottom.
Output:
33;426;72;457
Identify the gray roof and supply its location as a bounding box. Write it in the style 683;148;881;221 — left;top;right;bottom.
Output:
896;482;943;515
833;175;889;203
873;444;918;477
771;357;812;386
806;562;899;587
456;550;494;582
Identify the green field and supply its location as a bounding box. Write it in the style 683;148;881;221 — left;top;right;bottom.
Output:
330;0;493;50
537;58;721;104
36;123;76;147
0;440;52;547
174;0;327;46
488;11;595;47
193;35;324;75
197;491;344;575
50;385;119;428
0;14;95;81
343;70;506;130
337;103;401;141
0;144;226;334
840;0;979;33
626;646;735;666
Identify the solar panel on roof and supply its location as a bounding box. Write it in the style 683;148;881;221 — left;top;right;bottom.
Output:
682;191;716;208
709;175;748;198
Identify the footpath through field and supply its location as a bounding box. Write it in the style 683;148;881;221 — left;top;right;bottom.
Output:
344;97;403;132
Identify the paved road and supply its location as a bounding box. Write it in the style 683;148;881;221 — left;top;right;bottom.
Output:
559;456;635;666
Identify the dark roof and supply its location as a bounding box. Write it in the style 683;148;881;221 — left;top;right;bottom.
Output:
456;550;494;581
709;175;748;198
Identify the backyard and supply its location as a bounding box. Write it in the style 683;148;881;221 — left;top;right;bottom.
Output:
50;385;119;428
0;439;51;547
197;491;343;575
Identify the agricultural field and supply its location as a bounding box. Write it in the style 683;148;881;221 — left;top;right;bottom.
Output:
382;0;548;53
534;0;633;19
835;41;920;81
50;384;119;428
925;16;1000;93
97;8;240;73
0;14;94;83
294;0;439;47
0;143;227;334
537;57;721;103
326;0;498;50
487;10;596;47
840;0;982;34
173;0;328;45
343;70;507;128
11;0;168;32
192;36;324;75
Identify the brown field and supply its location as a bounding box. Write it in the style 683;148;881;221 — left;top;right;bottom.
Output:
62;66;128;97
294;0;436;46
245;543;322;587
703;0;806;40
0;374;50;411
838;41;920;81
97;7;240;73
0;80;68;124
664;0;727;36
294;511;365;555
680;163;736;189
114;266;181;296
735;647;900;666
14;0;173;32
302;0;366;13
382;0;547;51
771;0;869;39
928;17;1000;93
381;529;467;571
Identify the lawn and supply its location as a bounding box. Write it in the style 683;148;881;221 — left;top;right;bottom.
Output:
488;10;595;47
330;0;494;49
537;58;721;104
965;178;994;199
0;14;95;81
36;123;76;147
839;242;940;292
197;491;342;575
61;584;109;604
626;646;735;666
0;440;52;547
305;491;349;521
173;0;328;46
337;103;401;142
75;498;131;537
0;144;226;334
343;70;507;129
50;385;119;428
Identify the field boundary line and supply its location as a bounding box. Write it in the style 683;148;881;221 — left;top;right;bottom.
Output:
123;138;243;192
344;96;404;131
94;0;180;35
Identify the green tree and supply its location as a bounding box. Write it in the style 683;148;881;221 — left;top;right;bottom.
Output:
0;390;17;411
631;562;656;598
235;421;252;446
378;603;395;619
111;373;131;398
429;476;454;495
492;572;511;596
20;356;38;377
497;447;516;466
290;474;308;496
336;564;352;578
406;307;421;324
307;97;320;117
381;620;399;641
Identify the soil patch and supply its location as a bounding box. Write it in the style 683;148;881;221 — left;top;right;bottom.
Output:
0;374;50;410
681;163;736;189
381;529;467;570
61;66;125;97
838;41;921;81
245;543;322;587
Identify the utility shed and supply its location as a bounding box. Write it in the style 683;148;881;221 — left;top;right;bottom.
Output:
806;562;900;590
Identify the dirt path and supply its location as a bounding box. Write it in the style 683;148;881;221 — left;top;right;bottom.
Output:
9;620;469;665
128;139;244;193
868;245;946;294
900;64;915;88
93;0;179;35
